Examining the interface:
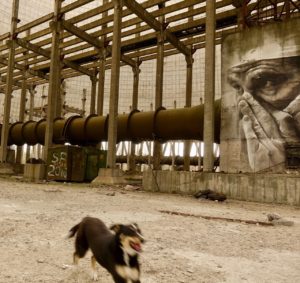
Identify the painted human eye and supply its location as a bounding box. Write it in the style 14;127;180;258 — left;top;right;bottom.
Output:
245;69;287;96
227;75;244;95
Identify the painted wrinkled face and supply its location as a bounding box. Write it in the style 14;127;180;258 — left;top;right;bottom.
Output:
228;58;300;109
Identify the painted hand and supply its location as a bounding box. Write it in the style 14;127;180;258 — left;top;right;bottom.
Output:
238;92;286;171
284;94;300;135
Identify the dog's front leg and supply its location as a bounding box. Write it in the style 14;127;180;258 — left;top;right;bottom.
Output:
91;255;98;281
73;252;79;265
112;273;128;283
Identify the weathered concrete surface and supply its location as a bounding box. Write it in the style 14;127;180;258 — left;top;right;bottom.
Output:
143;170;300;206
92;168;128;185
24;163;46;182
0;163;15;175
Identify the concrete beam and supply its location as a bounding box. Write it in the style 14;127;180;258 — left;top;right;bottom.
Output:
123;0;191;56
16;37;93;77
61;19;104;48
61;19;137;68
0;55;48;80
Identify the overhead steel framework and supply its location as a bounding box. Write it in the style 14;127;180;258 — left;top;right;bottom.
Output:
0;0;299;173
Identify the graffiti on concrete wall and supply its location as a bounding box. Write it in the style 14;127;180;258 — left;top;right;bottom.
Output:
47;151;67;179
227;56;300;171
221;19;300;172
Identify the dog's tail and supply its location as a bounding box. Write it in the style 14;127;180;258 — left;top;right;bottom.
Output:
66;223;80;239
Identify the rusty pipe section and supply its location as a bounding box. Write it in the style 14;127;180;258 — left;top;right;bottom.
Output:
4;100;220;146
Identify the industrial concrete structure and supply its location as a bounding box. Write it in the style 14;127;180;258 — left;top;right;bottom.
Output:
0;0;299;205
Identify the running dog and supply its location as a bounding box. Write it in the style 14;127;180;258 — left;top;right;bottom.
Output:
67;216;144;283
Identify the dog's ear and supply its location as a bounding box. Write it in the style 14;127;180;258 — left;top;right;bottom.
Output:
110;224;121;233
131;223;139;230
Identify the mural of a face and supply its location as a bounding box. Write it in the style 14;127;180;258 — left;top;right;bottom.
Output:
228;57;300;109
227;56;300;171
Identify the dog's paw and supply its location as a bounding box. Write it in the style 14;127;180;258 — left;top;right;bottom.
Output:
92;272;98;281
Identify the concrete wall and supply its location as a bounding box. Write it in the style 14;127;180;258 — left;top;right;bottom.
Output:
220;18;300;173
143;170;300;206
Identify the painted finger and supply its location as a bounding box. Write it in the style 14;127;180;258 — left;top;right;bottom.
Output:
284;94;300;116
241;115;258;148
242;92;281;138
242;115;267;170
238;100;268;140
284;94;300;134
270;110;300;143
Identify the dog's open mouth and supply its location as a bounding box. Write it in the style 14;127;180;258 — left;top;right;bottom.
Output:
130;241;142;252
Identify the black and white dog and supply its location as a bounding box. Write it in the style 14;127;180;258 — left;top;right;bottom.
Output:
67;216;144;283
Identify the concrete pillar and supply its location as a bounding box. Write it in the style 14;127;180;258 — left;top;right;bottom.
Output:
90;72;97;115
132;65;140;111
203;0;216;172
56;11;65;118
285;0;290;19
153;3;165;170
41;85;47;118
197;142;202;170
16;78;27;164
97;52;106;116
56;79;65;118
26;86;35;161
0;0;19;163
43;0;63;161
60;80;66;117
16;29;31;164
128;64;141;171
170;141;175;169
183;54;194;171
107;0;122;168
81;88;87;117
232;1;248;30
97;0;108;116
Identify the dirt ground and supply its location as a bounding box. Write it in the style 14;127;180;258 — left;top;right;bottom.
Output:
0;176;299;283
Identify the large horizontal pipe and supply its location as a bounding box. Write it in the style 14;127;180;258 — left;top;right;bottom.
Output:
3;100;221;146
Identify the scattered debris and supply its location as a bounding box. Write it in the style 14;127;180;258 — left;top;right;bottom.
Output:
267;213;281;222
194;189;227;202
267;213;294;226
159;210;273;226
61;264;73;270
37;259;44;263
43;188;62;193
124;184;140;191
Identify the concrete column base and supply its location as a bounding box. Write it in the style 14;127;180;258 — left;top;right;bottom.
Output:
0;163;15;175
24;163;46;182
92;168;128;185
